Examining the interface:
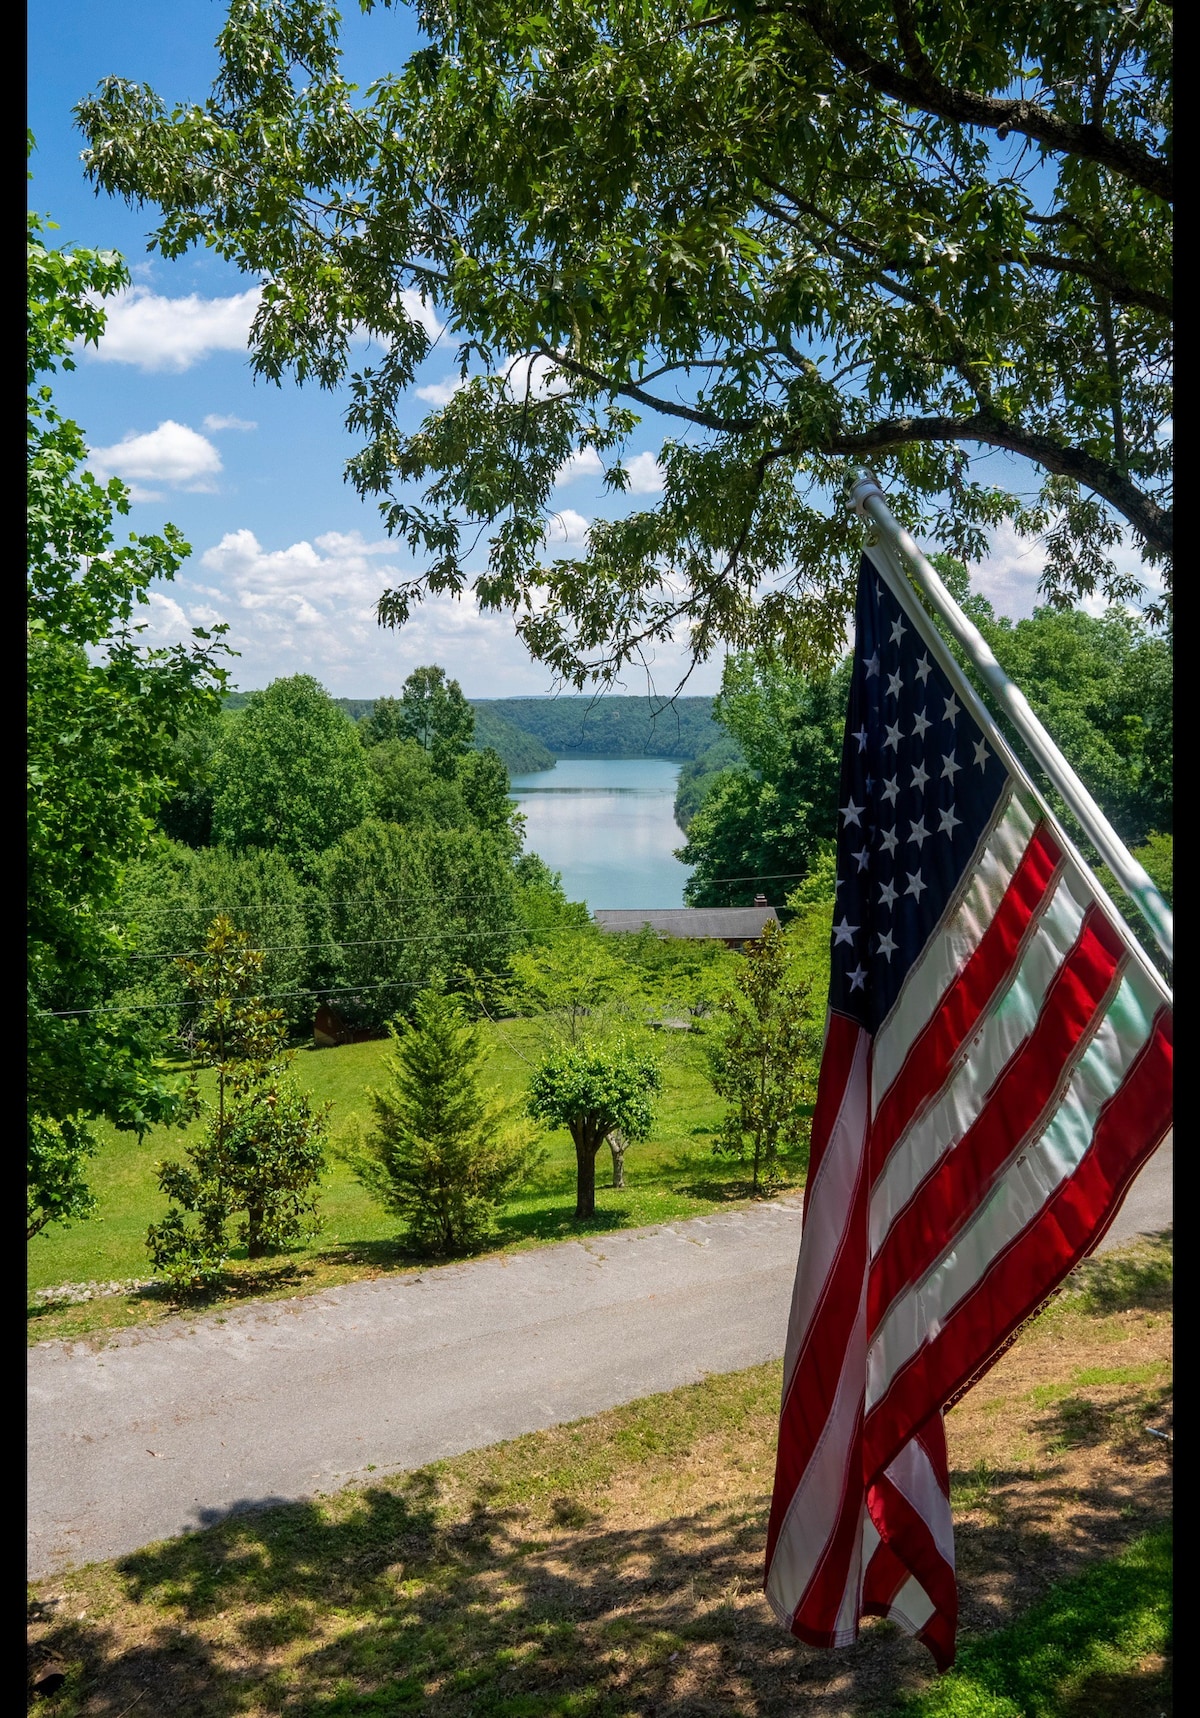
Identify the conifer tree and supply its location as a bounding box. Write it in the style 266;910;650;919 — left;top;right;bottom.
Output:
345;985;538;1256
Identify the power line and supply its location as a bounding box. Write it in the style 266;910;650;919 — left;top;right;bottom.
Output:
128;926;532;964
109;867;805;929
107;884;532;923
40;978;435;1020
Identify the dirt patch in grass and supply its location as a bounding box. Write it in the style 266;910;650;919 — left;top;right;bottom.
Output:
28;1234;1171;1716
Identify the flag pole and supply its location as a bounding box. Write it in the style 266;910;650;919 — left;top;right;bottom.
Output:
846;470;1174;971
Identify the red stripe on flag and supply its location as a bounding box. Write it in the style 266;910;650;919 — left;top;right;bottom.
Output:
804;1010;865;1219
868;905;1124;1332
862;1535;911;1615
870;824;1062;1181
864;1009;1172;1480
765;1201;868;1572
791;1424;873;1643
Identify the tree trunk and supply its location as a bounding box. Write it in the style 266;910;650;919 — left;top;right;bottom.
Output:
608;1128;627;1189
573;1124;598;1219
246;1203;267;1258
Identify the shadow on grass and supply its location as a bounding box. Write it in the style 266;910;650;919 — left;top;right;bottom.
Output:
898;1524;1171;1718
491;1203;640;1246
1064;1229;1173;1316
29;1430;1173;1718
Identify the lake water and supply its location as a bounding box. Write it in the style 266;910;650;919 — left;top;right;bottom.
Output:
509;757;693;910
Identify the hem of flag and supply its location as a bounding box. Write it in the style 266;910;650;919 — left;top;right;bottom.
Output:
763;1592;957;1672
862;1601;956;1672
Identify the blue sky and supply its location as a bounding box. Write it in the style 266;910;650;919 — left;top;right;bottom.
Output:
29;1;1094;699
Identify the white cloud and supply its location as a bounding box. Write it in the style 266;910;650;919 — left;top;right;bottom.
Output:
203;413;257;433
134;526;553;693
89;420;223;492
624;451;666;494
86;286;262;372
970;522;1159;621
415;375;466;407
554;446;604;487
127;522;729;696
400;288;443;342
543;509;591;549
505;352;571;402
969;522;1047;619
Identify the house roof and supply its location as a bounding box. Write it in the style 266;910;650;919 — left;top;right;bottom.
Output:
593;906;779;940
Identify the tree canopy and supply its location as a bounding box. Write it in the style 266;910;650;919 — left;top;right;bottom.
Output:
211;674;374;862
28;198;228;1234
79;1;1170;684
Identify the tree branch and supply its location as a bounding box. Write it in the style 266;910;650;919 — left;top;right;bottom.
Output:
773;2;1172;202
820;413;1171;555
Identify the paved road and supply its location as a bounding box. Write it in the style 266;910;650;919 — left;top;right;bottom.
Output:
28;1136;1170;1581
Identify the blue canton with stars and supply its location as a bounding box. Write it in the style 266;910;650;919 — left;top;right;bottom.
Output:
829;556;1010;1033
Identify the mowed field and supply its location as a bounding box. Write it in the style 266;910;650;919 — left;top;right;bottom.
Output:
28;1020;779;1345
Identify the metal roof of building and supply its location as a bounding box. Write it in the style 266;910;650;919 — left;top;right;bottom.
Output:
593;906;779;939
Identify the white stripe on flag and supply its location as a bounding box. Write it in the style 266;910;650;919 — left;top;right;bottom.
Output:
890;1575;937;1634
782;1029;871;1402
871;792;1037;1114
883;1435;956;1567
869;867;1089;1249
765;1279;868;1626
866;972;1156;1410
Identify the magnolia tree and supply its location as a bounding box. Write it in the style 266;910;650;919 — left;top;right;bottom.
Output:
148;918;329;1286
78;1;1171;687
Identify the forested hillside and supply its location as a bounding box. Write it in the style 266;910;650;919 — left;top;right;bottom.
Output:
226;692;720;770
473;697;722;760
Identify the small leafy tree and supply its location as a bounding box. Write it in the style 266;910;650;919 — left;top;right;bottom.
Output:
527;1043;661;1219
27;1116;98;1240
708;921;817;1195
507;929;639;1046
343;985;538;1256
148;917;328;1286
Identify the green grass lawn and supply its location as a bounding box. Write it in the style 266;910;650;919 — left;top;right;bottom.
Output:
27;1237;1172;1715
28;1019;800;1342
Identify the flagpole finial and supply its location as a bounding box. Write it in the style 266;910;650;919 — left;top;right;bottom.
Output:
846;467;885;517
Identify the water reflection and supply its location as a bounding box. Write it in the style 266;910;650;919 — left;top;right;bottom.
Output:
509;757;692;910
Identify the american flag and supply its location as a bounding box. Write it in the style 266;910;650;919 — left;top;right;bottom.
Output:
763;552;1173;1669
